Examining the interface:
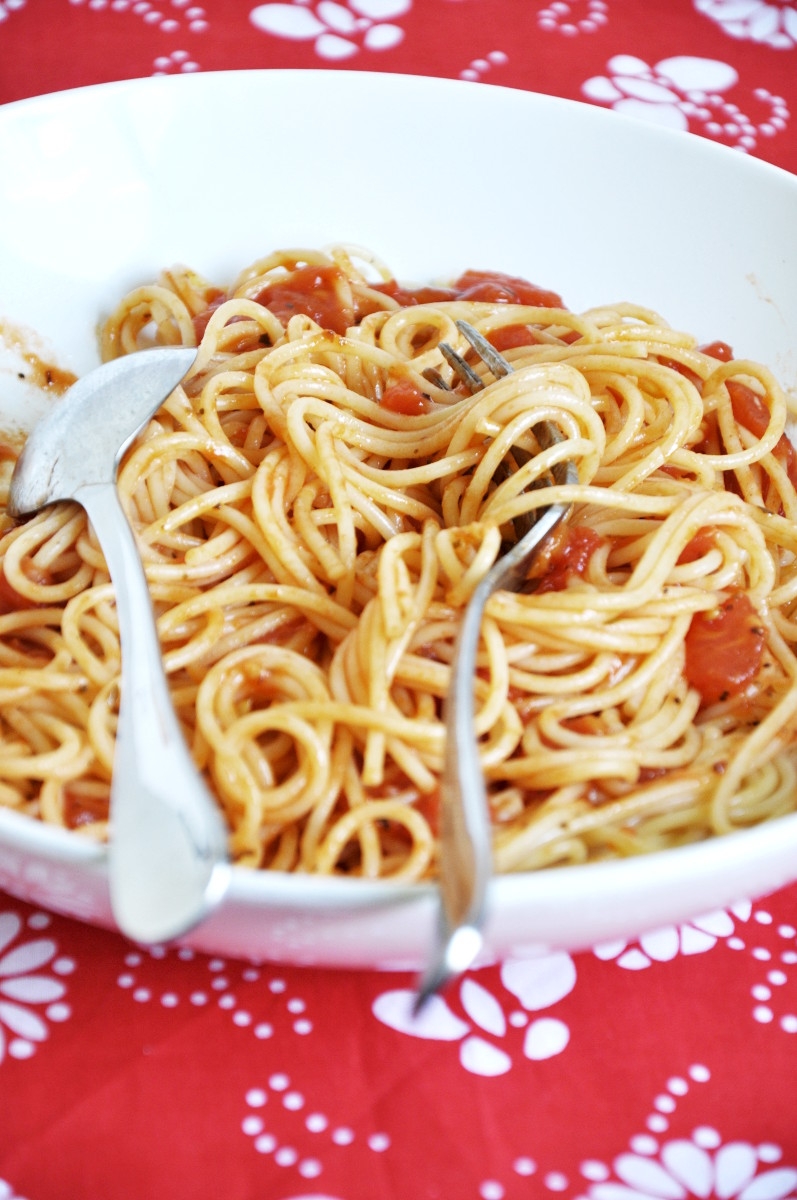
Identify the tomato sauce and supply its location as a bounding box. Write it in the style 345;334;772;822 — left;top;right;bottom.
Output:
191;290;228;341
0;319;77;396
63;786;110;830
373;269;564;312
413;788;440;837
670;340;797;493
372;280;458;307
684;592;765;706
0;562;50;615
379;379;430;416
700;340;734;362
192;264;565;377
488;325;538;351
532;526;604;592
727;379;797;489
677;529;716;564
693;378;797;493
450;269;564;309
252;264;354;335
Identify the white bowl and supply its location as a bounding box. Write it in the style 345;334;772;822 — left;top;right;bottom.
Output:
2;70;797;968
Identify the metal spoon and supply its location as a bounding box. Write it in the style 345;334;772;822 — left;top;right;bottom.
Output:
8;348;231;944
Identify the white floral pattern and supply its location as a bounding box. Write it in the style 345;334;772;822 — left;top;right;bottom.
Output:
582;54;790;153
580;1127;797;1200
241;1077;392;1180
594;903;751;969
249;0;410;58
695;0;797;50
64;0;209;34
0;911;73;1063
0;1181;29;1200
538;0;610;35
0;0;26;24
372;952;575;1075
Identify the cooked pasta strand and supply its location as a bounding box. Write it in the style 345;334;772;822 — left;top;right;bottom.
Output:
2;246;796;877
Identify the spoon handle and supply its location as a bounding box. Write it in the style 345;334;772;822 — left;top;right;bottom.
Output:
78;482;230;944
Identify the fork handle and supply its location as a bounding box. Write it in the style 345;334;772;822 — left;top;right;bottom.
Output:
416;499;572;1008
78;482;230;944
415;569;496;1007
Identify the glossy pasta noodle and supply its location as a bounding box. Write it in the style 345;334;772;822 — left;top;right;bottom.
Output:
2;244;797;880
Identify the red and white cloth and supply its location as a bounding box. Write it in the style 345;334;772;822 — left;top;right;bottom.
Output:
1;4;797;1198
3;1;797;173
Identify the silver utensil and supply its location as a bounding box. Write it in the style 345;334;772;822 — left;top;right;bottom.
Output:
416;322;578;1007
9;348;231;944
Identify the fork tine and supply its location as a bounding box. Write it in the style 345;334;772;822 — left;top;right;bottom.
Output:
451;321;579;490
421;366;450;391
438;341;484;394
456;320;513;380
438;320;515;395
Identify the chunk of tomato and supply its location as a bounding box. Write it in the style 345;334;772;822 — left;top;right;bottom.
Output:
254;264;353;334
677;529;716;564
726;379;797;490
380;379;430;416
191;290;228;341
700;340;734;362
372;280;458;307
533;526;604;593
488;325;537;351
684;592;765;706
451;269;564;309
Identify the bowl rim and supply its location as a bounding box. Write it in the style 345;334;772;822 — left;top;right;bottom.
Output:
5;65;797;185
3;799;797;907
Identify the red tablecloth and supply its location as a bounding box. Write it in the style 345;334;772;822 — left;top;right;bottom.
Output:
2;4;797;1199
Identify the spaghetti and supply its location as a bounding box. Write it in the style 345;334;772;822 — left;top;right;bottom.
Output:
2;243;797;880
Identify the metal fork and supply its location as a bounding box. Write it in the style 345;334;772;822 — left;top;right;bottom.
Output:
415;321;578;1009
